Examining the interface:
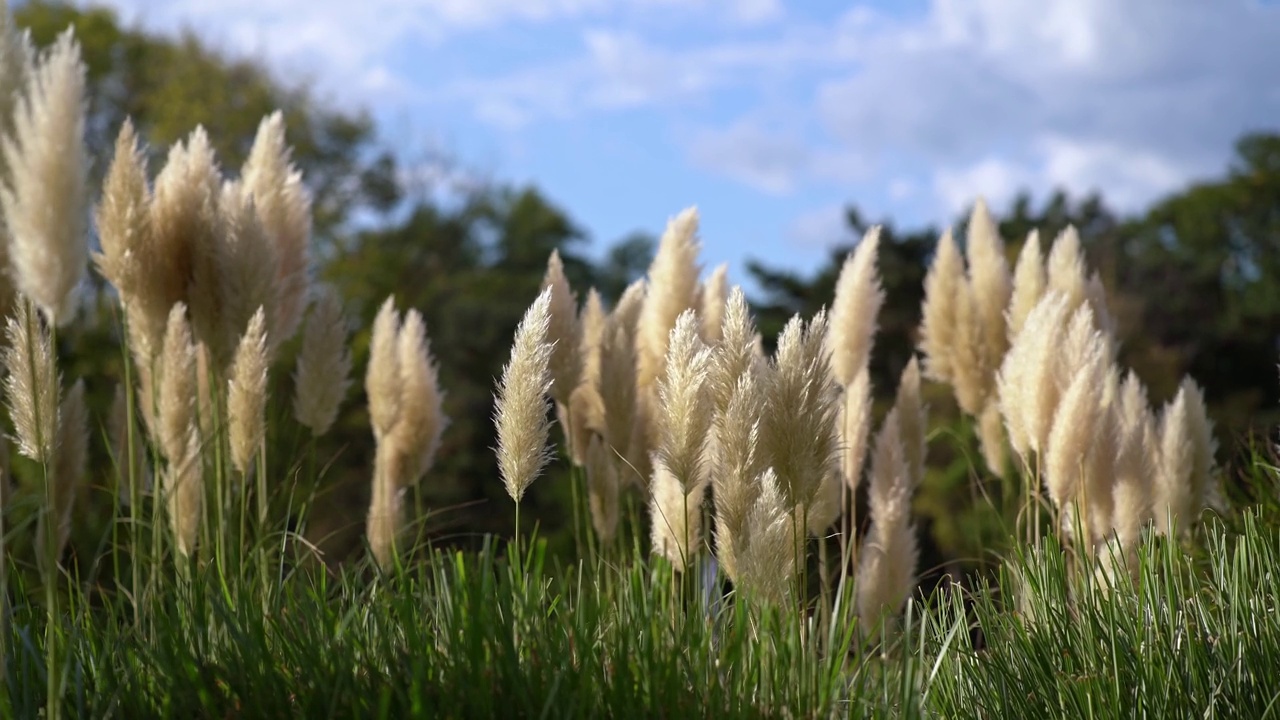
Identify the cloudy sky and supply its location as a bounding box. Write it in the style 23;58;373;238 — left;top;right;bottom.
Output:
95;0;1280;282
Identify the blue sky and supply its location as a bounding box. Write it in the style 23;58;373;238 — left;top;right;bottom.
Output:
95;0;1280;287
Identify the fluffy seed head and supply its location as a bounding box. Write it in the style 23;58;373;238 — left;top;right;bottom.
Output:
827;226;883;387
733;468;798;605
541;249;580;406
218;182;278;357
648;456;706;572
3;298;59;464
699;263;729;345
656;311;715;491
636;208;701;425
292;285;352;436
165;428;203;557
157;303;197;463
1;30;88;325
1113;370;1154;548
366;297;402;439
919;229;965;384
388;309;448;485
227;307;269;475
761;310;840;511
1043;341;1106;510
585;433;620;543
1008;230;1046;341
965;198;1011;373
839;367;873;492
242;111;311;345
495;288;556;503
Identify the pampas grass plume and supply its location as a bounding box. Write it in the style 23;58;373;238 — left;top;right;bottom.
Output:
761;310;838;511
919;229;965;384
293;285;352;436
228;307;269;475
157;303;197;463
242;110;311;345
541;249;580;407
388;308;448;484
1008;230;1045;341
827;226;882;387
0;30;88;326
656;310;714;491
495;287;556;503
366;297;402;439
699;263;729;345
4;298;59;464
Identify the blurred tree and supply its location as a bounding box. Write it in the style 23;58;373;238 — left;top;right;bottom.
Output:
17;1;402;244
1118;133;1280;435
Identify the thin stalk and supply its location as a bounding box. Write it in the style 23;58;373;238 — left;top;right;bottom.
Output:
31;308;59;720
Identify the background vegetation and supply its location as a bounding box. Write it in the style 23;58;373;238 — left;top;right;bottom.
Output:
16;0;1280;580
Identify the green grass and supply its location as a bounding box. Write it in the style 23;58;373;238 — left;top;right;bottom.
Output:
2;459;1278;718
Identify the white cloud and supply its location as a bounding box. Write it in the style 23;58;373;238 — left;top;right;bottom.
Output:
788;204;853;249
102;0;1280;231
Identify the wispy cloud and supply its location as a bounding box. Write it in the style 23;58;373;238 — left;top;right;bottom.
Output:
97;0;1280;270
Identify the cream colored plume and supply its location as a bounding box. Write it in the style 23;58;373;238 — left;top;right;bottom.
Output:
0;30;88;325
656;310;714;491
733;468;797;606
387;308;448;485
293;285;352;436
366;297;402;440
541;249;580;407
1008;230;1045;341
165;427;203;557
649;456;706;572
153;127;226;364
1043;340;1106;511
997;291;1072;461
1112;370;1154;551
636;208;702;443
1154;377;1216;536
1046;226;1088;313
919;229;965;385
495;287;556;503
0;14;31;323
761;310;839;514
857;408;919;627
585;433;619;543
228;308;269;475
965;198;1011;373
157;303;197;464
826;226;883;387
565;288;606;467
242;111;311;345
699;263;729;345
708;287;757;419
95;121;162;359
711;369;767;582
218;181;277;358
839;367;873;493
3;298;59;464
